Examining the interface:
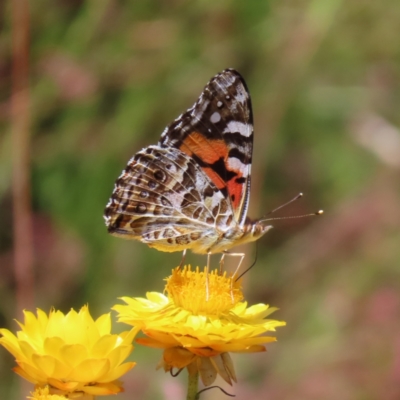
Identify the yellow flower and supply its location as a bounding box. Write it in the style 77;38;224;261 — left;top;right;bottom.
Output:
0;306;137;397
114;266;285;387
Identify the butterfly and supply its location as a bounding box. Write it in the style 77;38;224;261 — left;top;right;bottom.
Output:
104;69;272;268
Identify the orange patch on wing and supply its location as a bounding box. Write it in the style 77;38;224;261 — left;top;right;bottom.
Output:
227;178;244;210
179;131;229;191
180;131;228;164
202;167;226;190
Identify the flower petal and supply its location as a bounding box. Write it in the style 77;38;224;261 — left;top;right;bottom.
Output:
164;347;195;369
95;313;111;336
15;361;46;383
82;381;123;395
197;357;217;386
209;354;233;385
67;358;110;382
97;362;136;382
136;337;170;349
59;344;88;367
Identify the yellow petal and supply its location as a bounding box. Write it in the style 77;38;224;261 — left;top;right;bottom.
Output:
13;365;41;384
97;361;136;382
146;292;169;305
82;381;123;395
19;311;41;341
43;337;64;359
19;340;36;362
0;330;22;359
189;347;220;357
145;330;180;346
91;335;118;358
51;358;74;381
31;354;59;377
68;358;110;382
36;309;50;334
103;344;132;370
48;378;81;392
60;344;88;367
119;327;139;346
136;337;170;349
234;344;267;353
174;335;204;348
45;310;65;338
94;313;111;336
59;309;92;345
15;361;46;383
164;347;195;369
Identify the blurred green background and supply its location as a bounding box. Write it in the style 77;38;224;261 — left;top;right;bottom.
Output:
1;0;400;399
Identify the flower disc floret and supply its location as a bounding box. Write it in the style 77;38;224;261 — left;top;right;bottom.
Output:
0;306;137;396
166;266;243;314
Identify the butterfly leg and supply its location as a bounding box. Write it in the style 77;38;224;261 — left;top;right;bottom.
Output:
220;251;246;279
205;252;211;301
219;253;226;274
178;249;187;269
230;252;245;280
221;251;245;302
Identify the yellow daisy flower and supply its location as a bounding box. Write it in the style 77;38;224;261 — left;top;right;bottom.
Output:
0;306;137;397
114;266;285;388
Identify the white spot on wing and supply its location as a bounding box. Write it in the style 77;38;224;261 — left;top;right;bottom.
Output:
223;121;252;137
210;112;221;123
235;86;247;104
227;157;249;175
217;101;223;108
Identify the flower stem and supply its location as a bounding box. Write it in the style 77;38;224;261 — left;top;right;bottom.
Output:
186;367;199;400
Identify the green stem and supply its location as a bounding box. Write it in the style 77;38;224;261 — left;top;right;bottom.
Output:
186;367;199;400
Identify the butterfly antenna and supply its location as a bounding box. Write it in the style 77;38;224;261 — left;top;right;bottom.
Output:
265;192;304;216
261;209;323;223
235;243;258;281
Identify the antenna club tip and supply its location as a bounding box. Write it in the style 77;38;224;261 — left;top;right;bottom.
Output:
316;210;324;215
299;192;303;197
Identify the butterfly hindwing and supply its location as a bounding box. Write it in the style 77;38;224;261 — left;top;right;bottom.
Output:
104;146;235;251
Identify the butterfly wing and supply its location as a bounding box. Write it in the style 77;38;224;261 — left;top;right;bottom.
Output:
159;68;254;226
104;146;234;253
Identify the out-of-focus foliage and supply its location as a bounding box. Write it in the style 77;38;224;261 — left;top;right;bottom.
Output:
1;1;400;399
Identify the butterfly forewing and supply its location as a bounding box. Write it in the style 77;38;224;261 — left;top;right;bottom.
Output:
158;69;253;226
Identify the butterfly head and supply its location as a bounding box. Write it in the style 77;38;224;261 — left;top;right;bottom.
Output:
248;219;273;240
220;219;273;251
